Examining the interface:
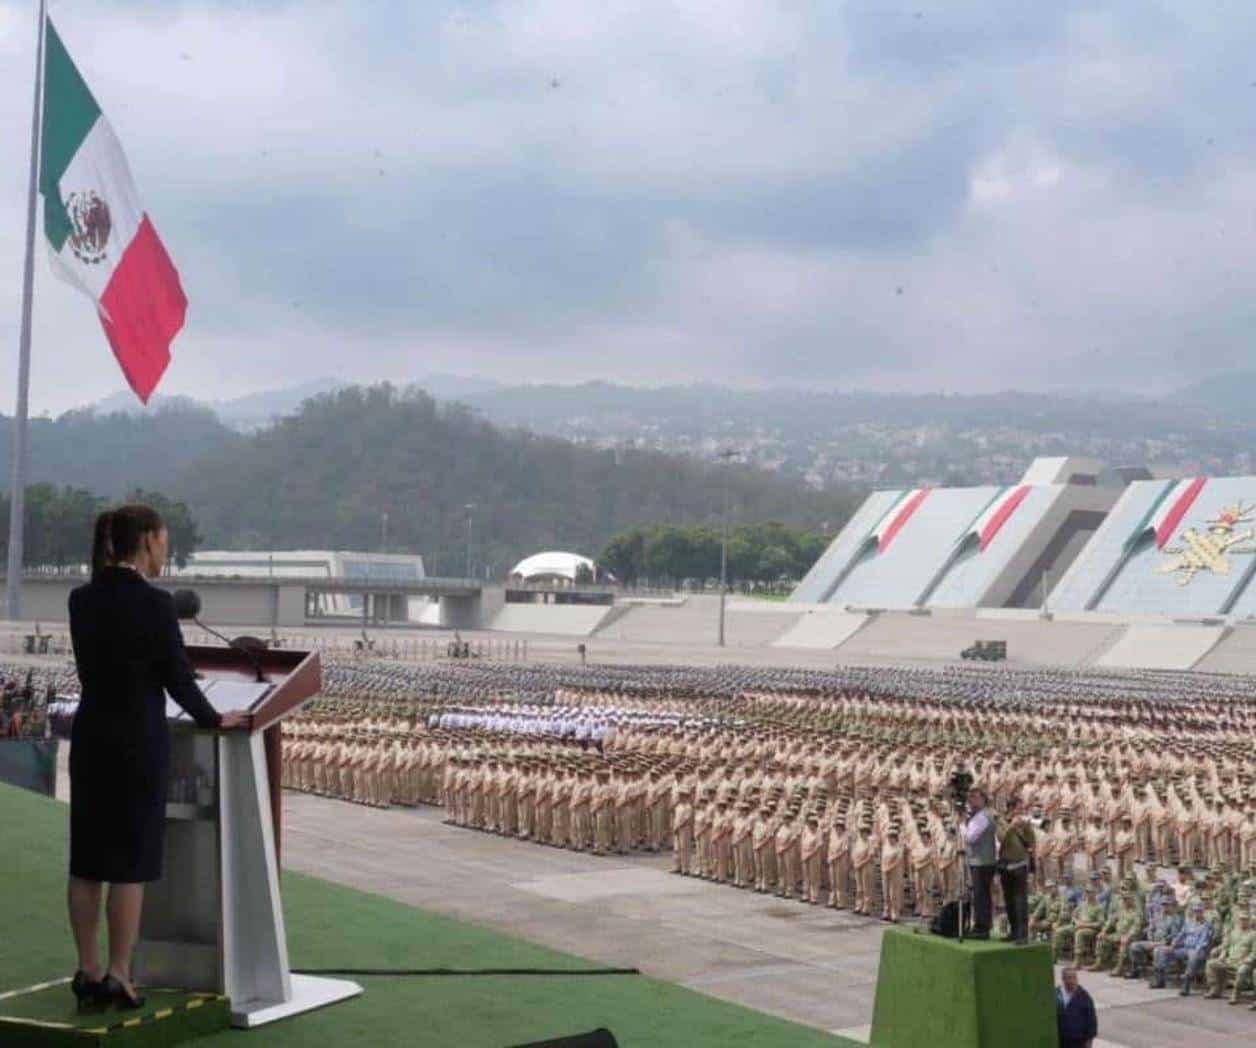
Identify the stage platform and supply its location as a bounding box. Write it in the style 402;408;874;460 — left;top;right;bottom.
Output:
0;981;229;1047
0;782;854;1047
870;928;1055;1048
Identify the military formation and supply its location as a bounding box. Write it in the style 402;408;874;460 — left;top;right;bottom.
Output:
268;658;1256;1006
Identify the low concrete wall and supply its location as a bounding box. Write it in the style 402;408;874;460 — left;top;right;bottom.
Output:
835;611;1122;667
1193;622;1256;673
488;604;615;637
8;576;309;628
1094;624;1228;670
594;595;800;646
773;609;869;650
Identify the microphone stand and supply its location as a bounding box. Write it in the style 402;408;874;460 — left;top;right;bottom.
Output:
194;617;267;684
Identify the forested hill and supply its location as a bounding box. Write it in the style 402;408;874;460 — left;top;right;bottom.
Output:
174;385;858;575
0;404;240;496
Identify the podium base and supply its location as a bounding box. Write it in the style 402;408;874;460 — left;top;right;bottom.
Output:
231;973;363;1028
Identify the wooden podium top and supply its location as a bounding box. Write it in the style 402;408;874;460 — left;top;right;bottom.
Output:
183;645;321;733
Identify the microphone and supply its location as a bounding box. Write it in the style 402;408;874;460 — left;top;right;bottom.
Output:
173;589;267;684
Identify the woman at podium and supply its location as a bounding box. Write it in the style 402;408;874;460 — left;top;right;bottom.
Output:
66;504;248;1010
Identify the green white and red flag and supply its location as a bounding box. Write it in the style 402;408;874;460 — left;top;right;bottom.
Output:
39;19;186;403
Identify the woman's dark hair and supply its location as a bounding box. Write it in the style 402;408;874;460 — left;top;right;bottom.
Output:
91;504;165;580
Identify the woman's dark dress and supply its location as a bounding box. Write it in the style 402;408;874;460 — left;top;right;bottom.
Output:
68;566;220;883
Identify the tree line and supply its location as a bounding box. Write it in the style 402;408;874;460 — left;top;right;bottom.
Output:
2;384;860;580
174;384;860;576
0;486;202;573
599;522;830;588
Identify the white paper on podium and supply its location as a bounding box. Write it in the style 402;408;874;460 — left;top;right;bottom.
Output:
205;680;275;713
166;680;275;721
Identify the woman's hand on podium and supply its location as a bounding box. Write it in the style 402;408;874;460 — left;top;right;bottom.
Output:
219;710;251;731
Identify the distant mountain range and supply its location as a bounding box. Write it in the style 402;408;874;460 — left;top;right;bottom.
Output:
87;373;508;431
76;370;1256;490
1175;369;1256;419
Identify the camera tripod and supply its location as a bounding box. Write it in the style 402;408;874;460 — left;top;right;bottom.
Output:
955;822;972;942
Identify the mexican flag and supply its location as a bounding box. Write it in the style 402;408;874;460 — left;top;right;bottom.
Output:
1125;476;1207;551
39;19;186;403
962;484;1032;552
866;487;931;553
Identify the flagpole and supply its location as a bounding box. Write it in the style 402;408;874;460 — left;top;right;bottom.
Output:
5;0;46;620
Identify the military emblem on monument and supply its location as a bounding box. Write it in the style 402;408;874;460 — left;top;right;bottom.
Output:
66;189;111;265
1156;502;1256;584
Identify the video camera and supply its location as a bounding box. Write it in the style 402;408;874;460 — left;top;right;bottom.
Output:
948;766;974;812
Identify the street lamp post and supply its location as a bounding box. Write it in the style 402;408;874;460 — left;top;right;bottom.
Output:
380;512;389;553
717;448;737;647
465;503;476;579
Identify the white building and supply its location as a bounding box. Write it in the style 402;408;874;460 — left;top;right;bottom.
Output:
177;550;428;619
508;551;597;586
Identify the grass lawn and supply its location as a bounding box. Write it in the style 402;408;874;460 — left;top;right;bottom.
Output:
0;780;854;1047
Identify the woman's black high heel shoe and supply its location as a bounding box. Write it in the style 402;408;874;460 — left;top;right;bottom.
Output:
70;970;102;1008
99;974;146;1010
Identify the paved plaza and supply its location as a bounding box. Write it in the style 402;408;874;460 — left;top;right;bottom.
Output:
281;791;1256;1048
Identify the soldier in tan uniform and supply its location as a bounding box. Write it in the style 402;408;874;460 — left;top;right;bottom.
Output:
776;810;802;900
571;768;594;851
880;823;906;922
801;813;825;904
614;769;634;856
647;770;670;852
517;761;536;839
852;820;877;916
753;804;778;893
594;769;617;856
828;813;852;909
673;786;695;874
694;796;712;877
732;801;755;888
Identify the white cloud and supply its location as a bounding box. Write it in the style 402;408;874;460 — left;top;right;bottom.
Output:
2;1;1256;414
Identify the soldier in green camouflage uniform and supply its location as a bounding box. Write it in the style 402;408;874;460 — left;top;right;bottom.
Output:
1102;889;1146;976
1070;885;1107;968
1088;889;1125;971
1028;884;1055;943
1204;910;1255;1003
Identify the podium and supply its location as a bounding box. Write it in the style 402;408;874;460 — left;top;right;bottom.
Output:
133;644;362;1028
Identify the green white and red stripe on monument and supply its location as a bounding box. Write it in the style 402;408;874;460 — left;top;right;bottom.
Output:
1124;477;1208;551
39;18;186;403
961;484;1032;552
865;487;931;553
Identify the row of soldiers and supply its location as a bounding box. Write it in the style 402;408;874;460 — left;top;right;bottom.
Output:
1030;866;1256;1006
281;717;958;918
281;728;1255;929
279;659;1256;934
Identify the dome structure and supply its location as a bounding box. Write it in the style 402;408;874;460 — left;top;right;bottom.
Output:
509;551;597;584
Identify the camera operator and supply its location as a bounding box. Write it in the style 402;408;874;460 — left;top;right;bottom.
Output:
997;795;1036;944
959;786;997;939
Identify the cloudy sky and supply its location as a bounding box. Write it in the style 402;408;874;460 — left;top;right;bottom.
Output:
2;1;1256;414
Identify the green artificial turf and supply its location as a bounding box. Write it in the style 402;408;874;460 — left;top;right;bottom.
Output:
0;783;854;1047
